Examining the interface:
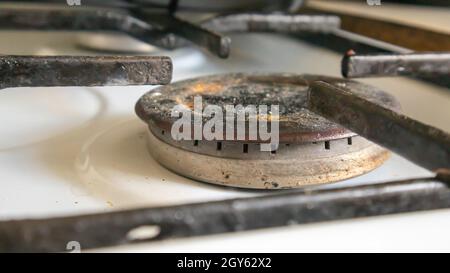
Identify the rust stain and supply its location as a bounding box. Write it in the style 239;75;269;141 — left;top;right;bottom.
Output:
190;82;224;94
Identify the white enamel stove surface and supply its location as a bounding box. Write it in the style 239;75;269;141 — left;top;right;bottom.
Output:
1;9;450;251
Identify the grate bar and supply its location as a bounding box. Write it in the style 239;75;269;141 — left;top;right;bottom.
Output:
342;51;450;78
0;176;449;252
0;55;172;89
308;81;450;171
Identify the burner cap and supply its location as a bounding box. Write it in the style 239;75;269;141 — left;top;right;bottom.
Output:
136;73;400;189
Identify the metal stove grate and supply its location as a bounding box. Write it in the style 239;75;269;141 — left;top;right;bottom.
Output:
0;0;448;252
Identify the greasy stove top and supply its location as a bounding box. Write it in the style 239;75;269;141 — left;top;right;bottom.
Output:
0;3;450;251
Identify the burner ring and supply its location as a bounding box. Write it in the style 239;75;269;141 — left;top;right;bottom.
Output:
136;73;399;189
145;130;389;189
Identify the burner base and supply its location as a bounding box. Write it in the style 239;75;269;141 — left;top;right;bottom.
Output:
146;129;389;189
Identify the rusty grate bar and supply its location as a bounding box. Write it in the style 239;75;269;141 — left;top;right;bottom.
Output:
0;176;449;252
202;14;340;34
308;81;450;171
342;51;450;78
0;55;172;89
0;6;179;49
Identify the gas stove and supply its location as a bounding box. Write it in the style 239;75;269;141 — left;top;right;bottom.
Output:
0;0;449;252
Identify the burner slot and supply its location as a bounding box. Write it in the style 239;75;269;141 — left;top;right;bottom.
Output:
243;144;249;153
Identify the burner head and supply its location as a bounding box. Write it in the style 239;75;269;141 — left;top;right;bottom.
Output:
136;73;400;189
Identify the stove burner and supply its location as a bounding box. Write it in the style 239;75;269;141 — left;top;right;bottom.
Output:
136;73;400;189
